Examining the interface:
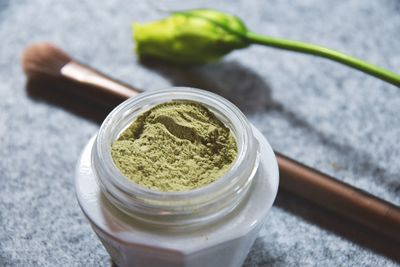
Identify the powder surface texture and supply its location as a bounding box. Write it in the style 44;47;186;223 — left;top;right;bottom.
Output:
111;101;238;192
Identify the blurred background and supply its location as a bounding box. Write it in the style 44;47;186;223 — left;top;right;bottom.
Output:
0;0;399;266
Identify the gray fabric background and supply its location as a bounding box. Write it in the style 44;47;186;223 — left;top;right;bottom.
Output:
1;0;399;266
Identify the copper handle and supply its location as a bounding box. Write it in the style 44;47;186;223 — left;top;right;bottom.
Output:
59;61;139;106
277;152;400;241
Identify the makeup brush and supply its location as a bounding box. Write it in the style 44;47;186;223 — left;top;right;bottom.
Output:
21;42;400;242
22;42;138;107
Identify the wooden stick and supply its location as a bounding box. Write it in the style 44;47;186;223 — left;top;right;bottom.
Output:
277;152;400;241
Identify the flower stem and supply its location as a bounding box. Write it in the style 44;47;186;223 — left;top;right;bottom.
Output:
245;31;400;87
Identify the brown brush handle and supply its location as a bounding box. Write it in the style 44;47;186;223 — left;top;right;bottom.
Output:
277;152;400;241
59;61;140;106
50;62;400;241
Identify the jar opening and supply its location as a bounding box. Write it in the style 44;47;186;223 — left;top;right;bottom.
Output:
93;87;260;228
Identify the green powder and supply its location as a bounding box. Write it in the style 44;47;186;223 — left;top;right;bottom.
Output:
111;101;238;192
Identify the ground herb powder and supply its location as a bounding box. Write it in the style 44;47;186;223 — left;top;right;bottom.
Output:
111;101;238;192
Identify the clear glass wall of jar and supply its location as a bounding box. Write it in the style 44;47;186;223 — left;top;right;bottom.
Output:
93;87;260;228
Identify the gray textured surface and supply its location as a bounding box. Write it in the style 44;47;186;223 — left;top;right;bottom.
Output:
1;0;399;266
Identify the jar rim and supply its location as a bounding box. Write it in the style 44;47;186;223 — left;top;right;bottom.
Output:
93;87;259;227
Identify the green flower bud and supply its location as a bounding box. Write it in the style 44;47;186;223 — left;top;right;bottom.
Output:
133;9;249;64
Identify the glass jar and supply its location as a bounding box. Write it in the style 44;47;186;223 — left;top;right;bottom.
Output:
75;87;279;267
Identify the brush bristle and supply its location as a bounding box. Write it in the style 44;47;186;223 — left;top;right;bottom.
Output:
22;42;72;78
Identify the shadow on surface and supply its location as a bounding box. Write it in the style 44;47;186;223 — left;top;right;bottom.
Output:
140;58;274;115
26;78;113;124
275;190;400;262
25;60;400;264
242;191;400;266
